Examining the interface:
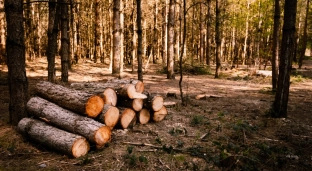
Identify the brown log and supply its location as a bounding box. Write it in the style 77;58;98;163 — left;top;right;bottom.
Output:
70;82;147;99
103;88;117;106
119;108;137;129
27;97;111;148
117;98;143;112
137;108;150;125
152;106;168;122
143;93;164;112
35;81;104;118
18;118;90;158
97;104;120;129
107;79;144;93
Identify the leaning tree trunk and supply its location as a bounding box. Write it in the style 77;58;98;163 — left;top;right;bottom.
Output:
271;0;297;118
5;0;28;125
27;97;111;148
18;118;90;158
35;81;105;118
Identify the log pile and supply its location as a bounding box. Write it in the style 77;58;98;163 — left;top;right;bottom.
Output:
18;79;168;157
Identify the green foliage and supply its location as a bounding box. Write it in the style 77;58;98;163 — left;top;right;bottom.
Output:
290;71;307;83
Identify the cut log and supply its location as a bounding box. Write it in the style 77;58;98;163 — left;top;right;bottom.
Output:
163;101;177;108
97;104;120;129
117;98;143;112
152;106;168;122
27;97;111;148
70;82;146;99
137;108;150;125
18;118;90;158
103;88;117;106
195;94;223;100
107;79;144;93
143;93;164;112
119;108;137;129
35;81;104;118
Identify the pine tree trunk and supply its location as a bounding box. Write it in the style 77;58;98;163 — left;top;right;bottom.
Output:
5;0;28;125
18;118;90;158
167;0;175;79
272;0;280;90
137;0;143;81
298;0;309;69
61;0;69;82
214;0;221;78
113;0;121;74
162;0;167;66
272;0;297;118
27;97;111;148
35;81;105;118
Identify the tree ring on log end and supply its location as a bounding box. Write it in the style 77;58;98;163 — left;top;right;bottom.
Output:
94;126;111;148
103;88;117;106
104;106;120;129
72;138;90;158
85;95;105;118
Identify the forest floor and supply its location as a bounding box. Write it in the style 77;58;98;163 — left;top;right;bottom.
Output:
1;57;312;171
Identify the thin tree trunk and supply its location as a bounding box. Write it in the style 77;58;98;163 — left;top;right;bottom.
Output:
132;0;136;72
61;0;69;82
199;0;204;63
272;0;280;91
113;0;121;74
272;0;297;118
120;0;124;72
167;0;175;79
162;0;167;66
242;2;250;66
206;0;211;66
137;0;143;81
94;0;101;63
5;0;28;125
214;0;221;78
298;0;309;69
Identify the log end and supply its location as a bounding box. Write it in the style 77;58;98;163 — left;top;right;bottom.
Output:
153;106;168;122
132;98;144;112
135;81;144;93
104;106;120;129
138;108;150;125
86;95;105;118
94;126;112;148
152;96;164;112
120;108;136;129
72;138;90;158
103;88;117;106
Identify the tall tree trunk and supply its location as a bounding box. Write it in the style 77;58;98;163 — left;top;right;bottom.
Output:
5;0;28;125
132;0;136;72
47;0;60;82
206;0;211;66
199;0;204;63
112;0;121;74
214;0;221;78
25;0;31;61
298;0;309;69
242;2;250;66
120;0;124;72
137;0;143;81
94;0;101;63
153;1;158;64
167;0;175;79
61;0;69;82
272;0;280;91
162;0;167;66
272;0;297;118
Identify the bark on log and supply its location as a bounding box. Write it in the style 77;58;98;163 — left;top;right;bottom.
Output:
152;106;168;122
143;93;164;112
119;108;137;129
18;118;90;158
117;98;143;112
35;81;104;118
137;108;150;125
107;79;144;93
97;104;120;129
27;97;111;148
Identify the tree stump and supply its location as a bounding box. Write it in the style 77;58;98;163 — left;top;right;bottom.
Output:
35;81;104;118
18;118;90;158
27;97;111;148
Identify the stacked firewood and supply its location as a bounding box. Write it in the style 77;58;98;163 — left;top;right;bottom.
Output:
17;80;167;158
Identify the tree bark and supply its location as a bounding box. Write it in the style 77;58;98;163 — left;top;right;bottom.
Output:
60;0;69;82
97;104;120;129
298;0;309;69
272;0;280;91
272;0;297;118
5;0;28;125
94;0;101;63
18;118;90;158
35;81;105;118
214;0;221;78
47;0;60;83
137;0;143;81
162;0;168;66
27;97;111;148
167;0;175;79
113;0;121;74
